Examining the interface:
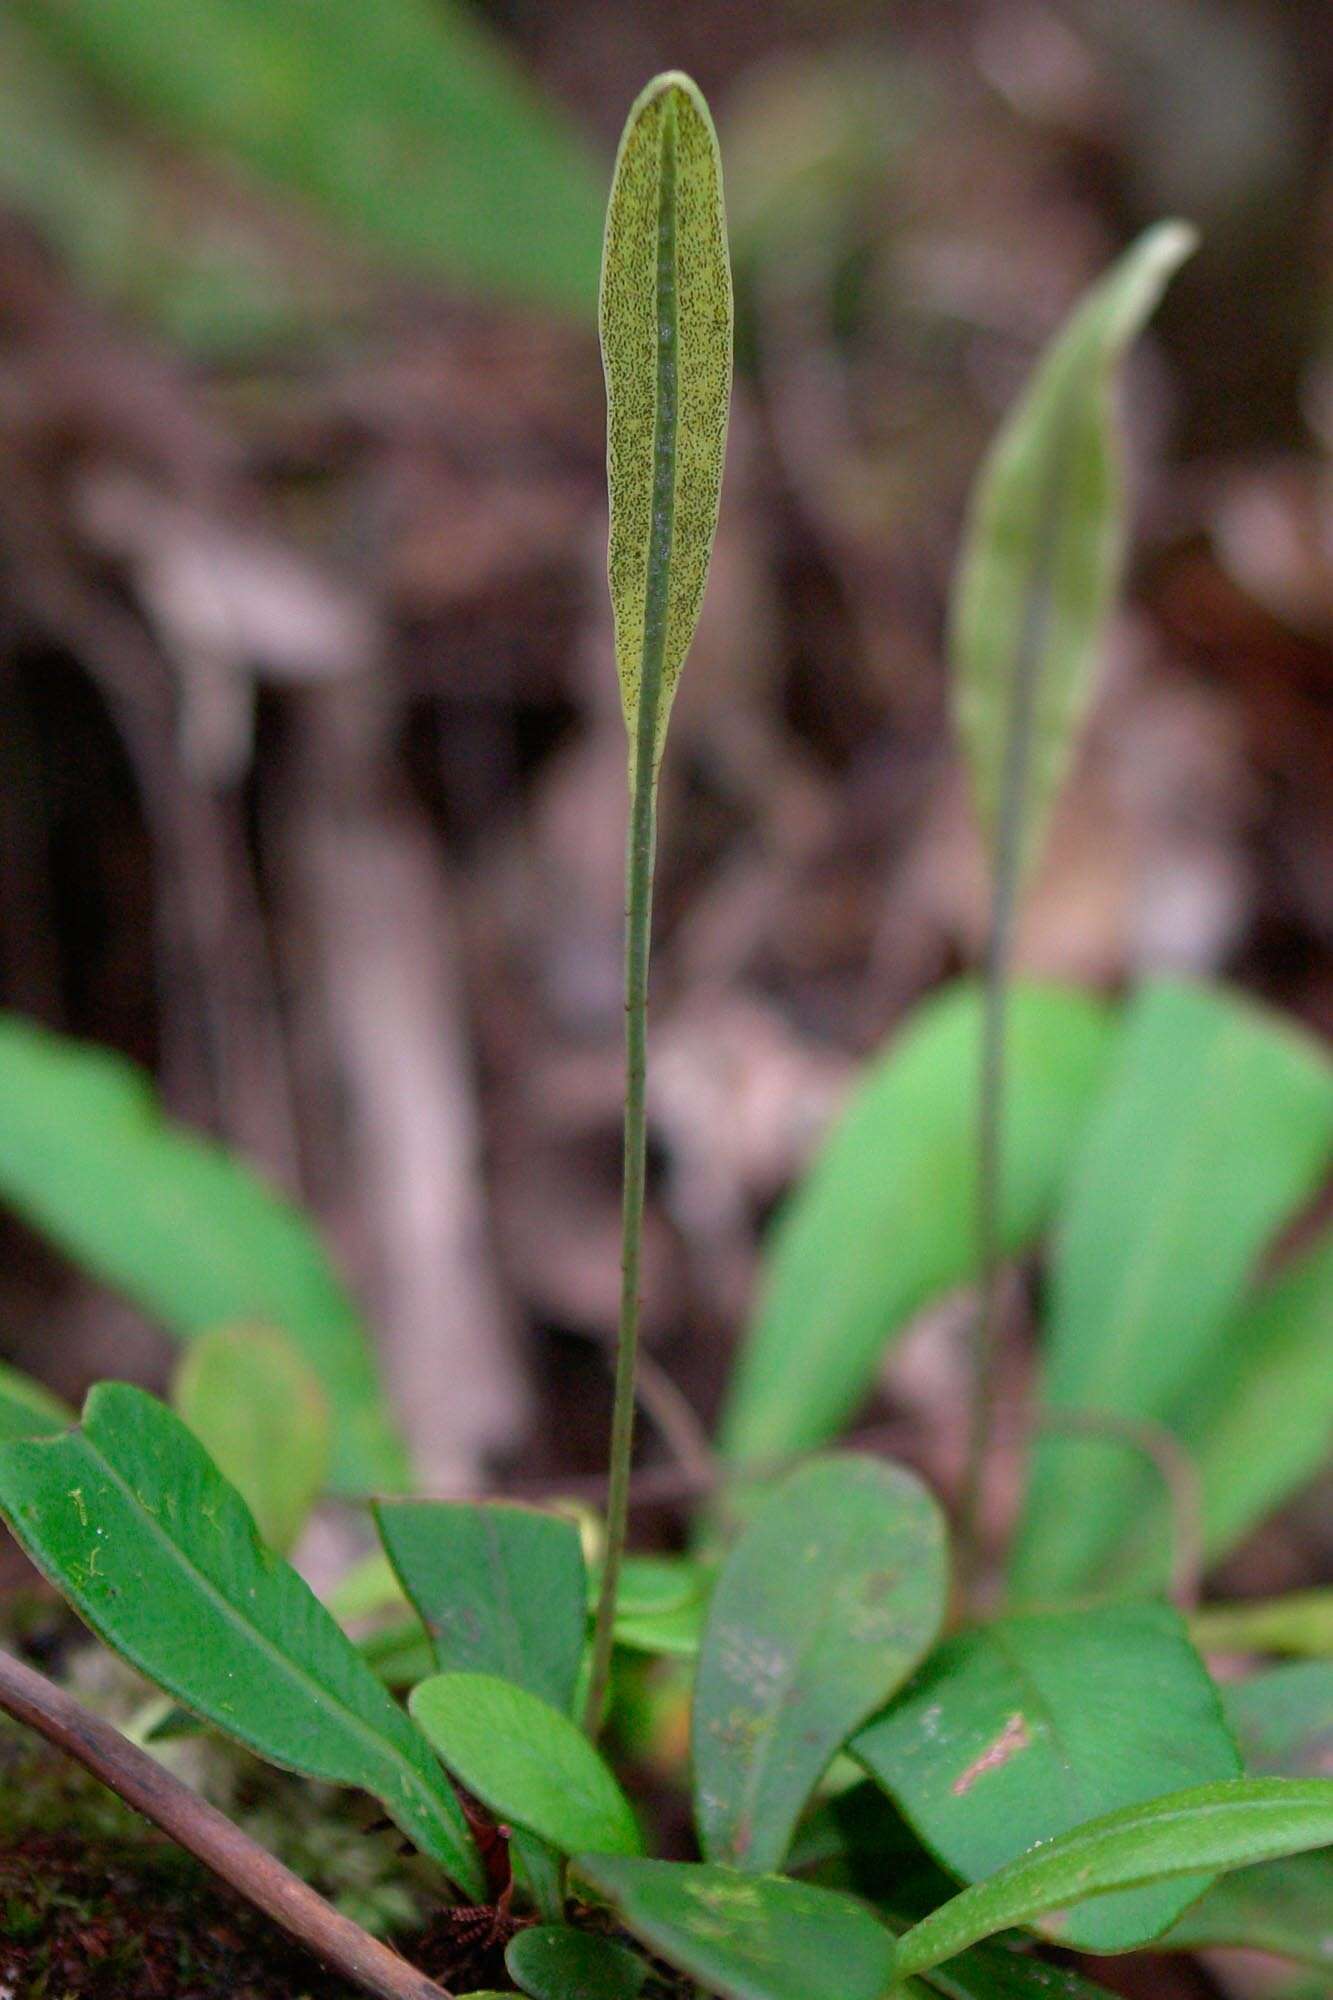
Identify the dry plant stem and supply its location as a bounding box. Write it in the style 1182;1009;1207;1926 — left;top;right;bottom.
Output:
0;1647;454;2000
585;115;679;1739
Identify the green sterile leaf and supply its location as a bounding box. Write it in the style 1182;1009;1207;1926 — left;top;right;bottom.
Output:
602;70;732;778
1157;1851;1333;1969
953;222;1196;891
1182;1231;1333;1568
1192;1592;1333;1659
1011;981;1333;1599
788;1779;958;1916
574;1856;896;2000
0;1362;72;1444
718;982;1115;1469
854;1602;1241;1952
378;1499;587;1918
789;1792;1125;2000
0;1015;408;1493
172;1323;329;1554
1222;1663;1333;1777
0;1384;482;1895
410;1672;641;1859
376;1500;587;1713
358;1616;435;1689
15;0;603;318
505;1925;646;2000
894;1779;1333;1977
693;1454;947;1873
599;1553;705;1619
326;1549;406;1624
915;1945;1123;2000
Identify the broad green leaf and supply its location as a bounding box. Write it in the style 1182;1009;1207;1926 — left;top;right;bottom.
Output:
0;12;322;357
915;1943;1125;2000
574;1856;896;2000
1192;1591;1333;1659
327;1549;405;1624
789;1790;1124;2000
376;1500;587;1713
1011;981;1333;1598
953;222;1195;890
15;0;603;317
718;983;1116;1469
0;1015;408;1492
895;1779;1333;1977
0;1361;72;1444
600;1554;711;1658
854;1602;1240;1952
596;1553;705;1619
357;1616;435;1689
378;1499;587;1920
410;1672;641;1859
1157;1851;1333;1968
1222;1663;1333;1777
694;1454;947;1872
172;1323;329;1554
505;1925;646;2000
602;70;732;777
1183;1231;1333;1566
0;1384;481;1895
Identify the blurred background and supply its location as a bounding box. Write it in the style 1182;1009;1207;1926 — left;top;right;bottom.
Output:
0;0;1330;1516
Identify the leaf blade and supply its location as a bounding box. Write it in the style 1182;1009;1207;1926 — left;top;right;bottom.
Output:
172;1323;329;1554
0;1361;73;1445
410;1672;642;1859
1011;981;1333;1597
854;1601;1241;1951
375;1499;587;1713
895;1779;1333;1977
693;1453;947;1873
718;982;1116;1469
0;1015;408;1492
505;1925;646;2000
0;1383;481;1894
574;1856;897;2000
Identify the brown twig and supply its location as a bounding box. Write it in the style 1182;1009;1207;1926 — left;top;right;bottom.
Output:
0;1647;453;2000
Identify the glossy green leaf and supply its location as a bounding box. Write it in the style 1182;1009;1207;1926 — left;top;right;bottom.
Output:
694;1454;947;1872
895;1779;1333;1977
602;70;732;777
0;1015;408;1492
1157;1851;1333;1968
0;1361;72;1444
505;1925;646;2000
789;1791;1123;2000
719;982;1115;1469
575;1856;896;2000
1012;981;1333;1598
410;1672;641;1859
172;1323;329;1554
1222;1663;1333;1777
1192;1591;1333;1659
15;0;603;317
916;1943;1125;2000
376;1500;587;1713
855;1601;1239;1951
1183;1231;1333;1566
326;1549;405;1624
0;1384;481;1895
953;223;1195;890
